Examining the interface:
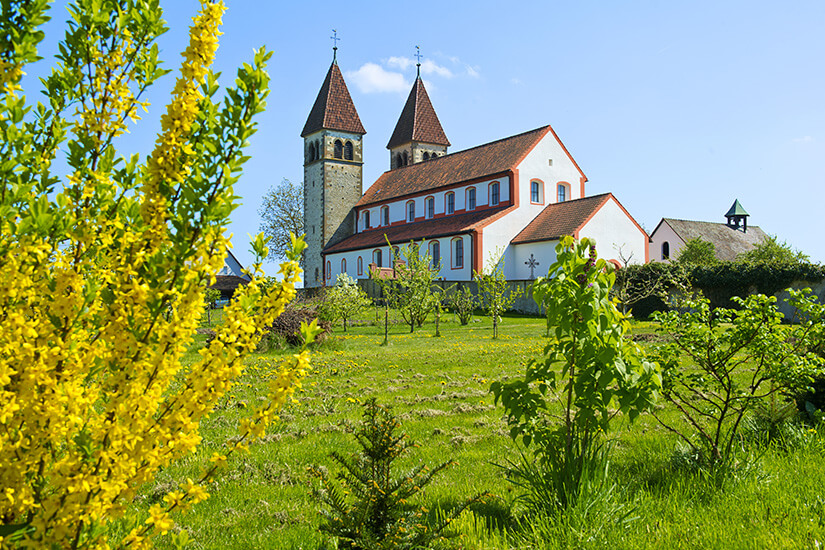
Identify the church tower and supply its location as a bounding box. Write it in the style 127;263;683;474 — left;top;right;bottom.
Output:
387;60;450;169
301;48;366;287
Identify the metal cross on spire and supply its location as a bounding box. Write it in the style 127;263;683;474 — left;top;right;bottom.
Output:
415;45;422;77
525;254;540;279
331;29;340;61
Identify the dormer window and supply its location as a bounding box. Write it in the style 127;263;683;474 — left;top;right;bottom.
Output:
423;152;430;161
334;139;343;159
363;210;370;230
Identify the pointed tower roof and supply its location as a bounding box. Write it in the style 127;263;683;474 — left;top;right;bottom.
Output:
301;60;366;137
725;199;749;218
386;77;450;149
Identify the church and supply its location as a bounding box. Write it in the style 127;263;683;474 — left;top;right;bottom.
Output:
301;51;649;288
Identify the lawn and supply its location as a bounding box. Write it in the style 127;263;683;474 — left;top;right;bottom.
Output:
132;309;825;549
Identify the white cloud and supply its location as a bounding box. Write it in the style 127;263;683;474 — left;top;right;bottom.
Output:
386;56;413;71
793;136;814;143
346;63;409;94
465;65;480;78
420;59;453;78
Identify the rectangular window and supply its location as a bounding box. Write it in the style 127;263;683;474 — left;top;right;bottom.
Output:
446;193;455;214
426;197;434;219
491;183;499;205
407;201;415;222
431;241;440;268
557;184;566;202
381;206;389;226
454;239;464;268
467;188;476;210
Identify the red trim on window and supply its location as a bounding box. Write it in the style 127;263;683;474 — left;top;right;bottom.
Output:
406;199;415;222
425;195;435;219
488;181;501;206
556;181;571;203
326;261;331;280
444;191;455;214
530;178;545;205
451;237;464;270
341;258;347;274
357;256;363;276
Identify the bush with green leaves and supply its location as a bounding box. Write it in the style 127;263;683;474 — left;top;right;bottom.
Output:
651;289;825;468
309;399;486;549
448;285;477;325
319;273;373;332
491;237;661;511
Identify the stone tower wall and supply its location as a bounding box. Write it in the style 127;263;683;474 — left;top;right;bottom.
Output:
303;130;363;288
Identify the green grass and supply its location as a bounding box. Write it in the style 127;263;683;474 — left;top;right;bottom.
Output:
130;311;825;549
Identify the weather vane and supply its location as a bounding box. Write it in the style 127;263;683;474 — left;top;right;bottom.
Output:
331;29;340;61
415;45;422;77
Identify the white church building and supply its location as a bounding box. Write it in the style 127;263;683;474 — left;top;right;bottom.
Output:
301;51;648;287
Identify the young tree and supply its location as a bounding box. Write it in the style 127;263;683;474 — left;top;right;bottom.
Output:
319;273;373;332
475;256;522;339
611;262;690;316
258;177;305;265
203;287;222;326
676;237;717;265
448;285;477;325
0;2;317;547
492;237;661;510
372;241;440;334
651;290;825;468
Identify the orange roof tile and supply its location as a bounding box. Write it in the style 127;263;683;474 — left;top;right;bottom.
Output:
301;61;366;137
511;194;612;244
387;78;450;148
324;206;515;254
359;126;551;207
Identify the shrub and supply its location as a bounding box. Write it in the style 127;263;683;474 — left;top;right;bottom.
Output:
492;237;661;511
318;273;373;332
448;285;477;326
267;305;331;347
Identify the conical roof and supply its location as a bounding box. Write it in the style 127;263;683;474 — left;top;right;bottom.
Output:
301;61;365;137
725;199;749;218
386;77;450;149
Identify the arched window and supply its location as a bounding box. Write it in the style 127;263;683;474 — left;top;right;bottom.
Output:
426;196;434;219
430;241;440;268
467;187;476;210
445;192;455;214
402;151;408;166
314;267;319;282
341;258;347;274
344;141;354;160
662;241;670;260
357;256;363;276
531;180;544;204
315;140;321;159
557;183;569;203
334;139;343;159
452;238;464;269
395;153;403;168
407;200;415;222
490;181;500;206
373;249;383;267
423;152;430;161
363;210;370;230
307;142;315;162
326;261;331;280
381;205;389;226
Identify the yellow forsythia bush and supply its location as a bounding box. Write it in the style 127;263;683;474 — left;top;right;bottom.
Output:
0;1;314;547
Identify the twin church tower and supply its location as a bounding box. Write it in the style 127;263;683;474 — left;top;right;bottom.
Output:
300;48;449;287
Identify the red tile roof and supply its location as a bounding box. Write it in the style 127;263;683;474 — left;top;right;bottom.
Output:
324;206;516;254
358;126;551;207
511;194;612;244
301;61;366;137
386;78;450;148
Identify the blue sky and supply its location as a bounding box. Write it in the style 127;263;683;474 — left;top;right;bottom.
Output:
25;1;825;267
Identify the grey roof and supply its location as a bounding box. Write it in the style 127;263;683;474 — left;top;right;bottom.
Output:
661;218;768;261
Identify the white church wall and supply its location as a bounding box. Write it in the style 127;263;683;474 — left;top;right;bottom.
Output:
517;129;584;203
648;221;683;263
481;212;532;279
512;241;559;280
579;198;648;265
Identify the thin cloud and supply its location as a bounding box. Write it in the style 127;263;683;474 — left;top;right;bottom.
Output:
386;56;413;71
346;63;409;94
792;136;814;143
465;65;480;78
420;59;453;78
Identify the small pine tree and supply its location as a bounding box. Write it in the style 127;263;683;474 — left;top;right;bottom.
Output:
310;399;487;549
